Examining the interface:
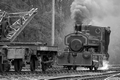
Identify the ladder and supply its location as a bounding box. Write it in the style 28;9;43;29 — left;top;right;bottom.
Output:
5;8;38;42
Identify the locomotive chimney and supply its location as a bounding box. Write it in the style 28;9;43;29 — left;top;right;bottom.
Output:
74;23;82;33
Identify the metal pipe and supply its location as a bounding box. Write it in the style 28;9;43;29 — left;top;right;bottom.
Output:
52;0;55;46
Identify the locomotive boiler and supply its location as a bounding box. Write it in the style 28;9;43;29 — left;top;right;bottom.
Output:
57;24;111;71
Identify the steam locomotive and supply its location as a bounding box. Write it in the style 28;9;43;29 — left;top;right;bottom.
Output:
57;24;111;71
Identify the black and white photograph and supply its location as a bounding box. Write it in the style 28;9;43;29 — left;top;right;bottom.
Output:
0;0;119;80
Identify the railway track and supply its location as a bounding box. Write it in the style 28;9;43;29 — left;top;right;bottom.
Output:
48;71;120;80
0;66;120;80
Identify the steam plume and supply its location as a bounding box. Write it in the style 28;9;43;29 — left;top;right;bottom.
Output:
70;0;120;25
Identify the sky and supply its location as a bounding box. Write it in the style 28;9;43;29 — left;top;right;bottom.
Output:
70;0;120;64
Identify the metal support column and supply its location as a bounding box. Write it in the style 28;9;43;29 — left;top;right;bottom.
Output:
52;0;55;46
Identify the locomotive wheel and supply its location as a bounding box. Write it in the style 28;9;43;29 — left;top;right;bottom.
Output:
30;58;36;71
5;64;10;72
3;63;10;72
89;66;93;71
0;64;4;72
0;56;4;72
73;66;77;70
14;59;22;72
67;66;72;70
94;67;98;71
63;66;67;68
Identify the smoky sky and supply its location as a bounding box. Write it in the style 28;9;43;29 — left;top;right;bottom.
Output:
71;0;120;24
70;0;120;64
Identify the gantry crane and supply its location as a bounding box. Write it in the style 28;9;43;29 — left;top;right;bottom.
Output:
0;8;38;42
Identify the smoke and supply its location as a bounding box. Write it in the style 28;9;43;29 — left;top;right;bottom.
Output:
70;0;120;64
99;60;109;70
70;0;91;24
70;0;120;25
